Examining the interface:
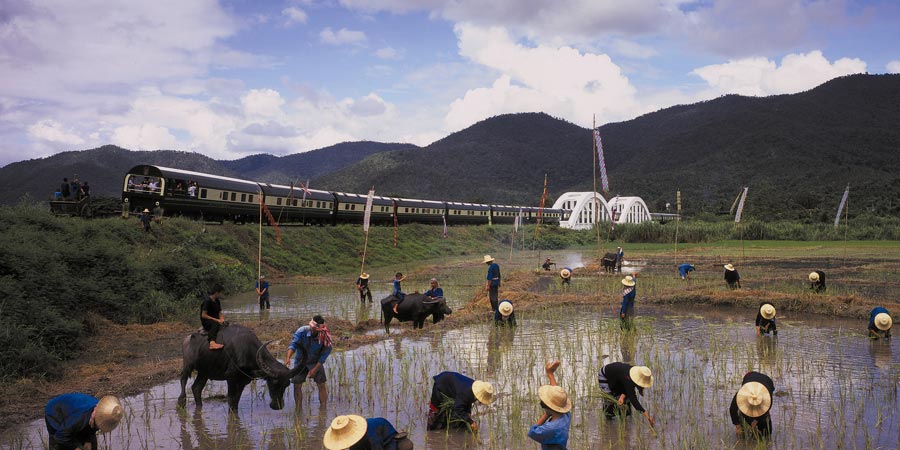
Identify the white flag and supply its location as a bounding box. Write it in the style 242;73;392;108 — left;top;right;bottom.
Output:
363;189;375;232
834;184;849;228
734;187;749;223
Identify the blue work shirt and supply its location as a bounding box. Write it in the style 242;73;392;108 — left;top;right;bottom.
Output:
255;280;269;297
678;264;695;277
528;412;571;450
869;307;890;330
392;279;403;296
45;393;99;449
425;287;444;298
350;417;399;450
620;288;636;316
486;263;501;287
288;326;332;367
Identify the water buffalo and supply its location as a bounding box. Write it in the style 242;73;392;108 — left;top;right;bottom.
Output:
601;252;619;273
177;324;304;412
381;293;452;332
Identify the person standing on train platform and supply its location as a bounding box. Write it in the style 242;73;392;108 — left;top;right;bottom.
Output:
256;275;270;310
484;255;501;313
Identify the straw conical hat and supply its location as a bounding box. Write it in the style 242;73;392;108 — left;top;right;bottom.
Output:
483;255;495;264
629;366;653;388
760;304;776;320
875;313;893;331
498;301;513;317
724;264;735;271
538;385;572;413
472;380;494;405
359;273;369;279
323;415;367;450
808;272;819;282
560;268;571;279
621;276;636;287
95;396;123;433
736;382;772;418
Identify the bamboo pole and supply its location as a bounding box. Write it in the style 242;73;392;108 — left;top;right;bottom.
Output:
257;193;262;282
844;185;850;259
592;116;602;271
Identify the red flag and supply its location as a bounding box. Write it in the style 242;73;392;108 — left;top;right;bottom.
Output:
259;196;282;245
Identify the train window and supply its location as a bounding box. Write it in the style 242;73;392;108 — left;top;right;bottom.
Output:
200;189;207;199
241;193;246;202
351;205;356;210
277;198;282;206
221;191;228;200
230;192;236;201
249;195;254;203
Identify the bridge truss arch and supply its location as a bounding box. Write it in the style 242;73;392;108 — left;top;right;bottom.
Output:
551;192;613;230
608;196;652;224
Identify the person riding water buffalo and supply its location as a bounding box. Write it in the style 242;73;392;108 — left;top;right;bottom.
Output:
285;315;333;407
597;362;655;427
868;307;892;339
323;415;414;450
494;300;516;326
724;264;741;289
427;372;494;431
390;272;407;314
730;371;775;438
200;285;226;350
356;273;372;303
756;303;778;336
45;393;123;450
808;271;826;293
528;360;571;450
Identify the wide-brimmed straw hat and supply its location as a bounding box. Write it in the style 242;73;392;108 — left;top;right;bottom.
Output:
538;385;572;413
95;396;123;433
142;208;150;213
760;304;776;320
736;382;772;418
808;272;819;282
621;276;636;287
874;312;893;331
629;366;653;388
471;380;495;405
498;301;513;317
323;415;367;450
560;268;571;279
482;255;495;264
359;273;369;279
724;264;735;271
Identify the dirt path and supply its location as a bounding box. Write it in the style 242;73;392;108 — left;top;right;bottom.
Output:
2;268;896;433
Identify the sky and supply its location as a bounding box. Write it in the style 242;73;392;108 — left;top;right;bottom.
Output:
1;0;899;166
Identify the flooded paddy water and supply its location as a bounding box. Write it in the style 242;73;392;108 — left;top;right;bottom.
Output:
3;247;898;449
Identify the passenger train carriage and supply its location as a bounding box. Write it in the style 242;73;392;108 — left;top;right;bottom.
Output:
122;165;568;226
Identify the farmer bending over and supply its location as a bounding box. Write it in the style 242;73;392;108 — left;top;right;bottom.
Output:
45;393;122;450
323;415;413;450
597;362;655;427
730;371;775;438
286;315;333;407
427;372;494;432
724;264;741;289
808;271;826;293
756;303;778;336
868;307;892;339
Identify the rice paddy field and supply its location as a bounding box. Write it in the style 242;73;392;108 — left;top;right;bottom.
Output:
2;242;898;449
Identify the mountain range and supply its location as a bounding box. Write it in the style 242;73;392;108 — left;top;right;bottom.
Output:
2;74;898;220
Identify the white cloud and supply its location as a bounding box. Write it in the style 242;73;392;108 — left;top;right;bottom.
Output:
691;51;866;96
319;27;368;46
282;7;308;26
241;89;287;119
375;47;402;60
349;94;388;116
111;124;180;150
28;120;85;145
610;39;658;59
887;61;900;74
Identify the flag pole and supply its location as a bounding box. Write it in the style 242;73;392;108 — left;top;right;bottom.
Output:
844;184;850;258
258;191;263;282
361;187;375;274
592;116;601;269
674;190;681;272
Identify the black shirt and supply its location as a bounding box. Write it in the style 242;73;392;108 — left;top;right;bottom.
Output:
601;362;646;413
200;297;221;329
357;277;369;288
729;371;775;427
724;270;741;284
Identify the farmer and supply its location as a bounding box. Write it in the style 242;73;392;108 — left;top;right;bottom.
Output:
427;371;494;431
255;275;270;310
756;303;778;336
424;278;444;301
484;255;501;312
390;272;407;314
356;273;372;303
678;263;695;280
541;258;555;271
619;274;638;330
616;247;624;273
285;315;333;407
868;307;893;339
60;177;71;200
808;271;826;293
494;300;517;326
560;268;572;287
139;208;152;233
597;362;655;427
323;415;414;450
528;360;571;450
730;371;775;437
45;393;123;450
200;285;225;350
724;264;741;289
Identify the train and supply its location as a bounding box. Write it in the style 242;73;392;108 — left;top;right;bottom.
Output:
121;165;570;226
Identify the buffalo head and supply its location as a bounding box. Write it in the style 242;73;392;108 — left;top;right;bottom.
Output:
256;341;304;410
426;298;453;324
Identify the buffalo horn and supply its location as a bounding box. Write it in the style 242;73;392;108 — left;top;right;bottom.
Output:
256;340;281;378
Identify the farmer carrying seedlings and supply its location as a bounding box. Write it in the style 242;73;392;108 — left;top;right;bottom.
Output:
427;372;494;432
597;362;655;427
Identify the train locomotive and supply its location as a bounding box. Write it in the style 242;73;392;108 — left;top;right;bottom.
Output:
121;165;568;226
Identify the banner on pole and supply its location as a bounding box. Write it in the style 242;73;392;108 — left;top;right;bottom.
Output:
676;190;682;213
834;184;849;228
442;214;448;239
362;189;375;232
258;195;282;244
734;187;749;223
593;129;609;192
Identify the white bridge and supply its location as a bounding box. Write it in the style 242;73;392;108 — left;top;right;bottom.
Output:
552;192;652;230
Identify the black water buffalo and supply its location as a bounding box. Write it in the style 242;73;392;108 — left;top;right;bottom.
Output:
177;324;304;411
601;252;619;273
381;293;452;332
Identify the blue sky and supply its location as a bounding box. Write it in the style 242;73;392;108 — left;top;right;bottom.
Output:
1;0;899;166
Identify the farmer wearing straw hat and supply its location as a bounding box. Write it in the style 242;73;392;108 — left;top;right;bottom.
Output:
868;307;893;339
483;255;501;313
755;303;778;336
285;315;333;407
559;268;572;287
528;360;571;450
45;393;123;450
323;415;413;450
494;300;517;326
356;273;372;303
808;270;826;293
729;371;775;437
139;208;152;232
724;264;741;289
256;275;270;310
597;362;655;427
427;371;494;431
619;274;639;330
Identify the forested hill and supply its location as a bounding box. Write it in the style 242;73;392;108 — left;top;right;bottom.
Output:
317;74;900;220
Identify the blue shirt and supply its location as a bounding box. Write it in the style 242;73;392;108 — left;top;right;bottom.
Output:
288;326;332;367
45;393;99;449
620;288;636;315
869;307;890;330
528;412;570;450
350;418;398;450
486;263;501;287
392;279;403;296
678;264;695;277
255;280;269;296
425;287;444;298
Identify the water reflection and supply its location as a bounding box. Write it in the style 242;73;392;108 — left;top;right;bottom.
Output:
869;340;892;370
